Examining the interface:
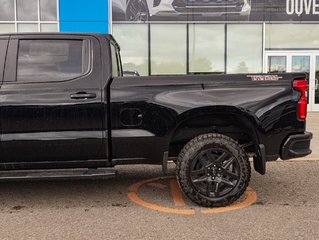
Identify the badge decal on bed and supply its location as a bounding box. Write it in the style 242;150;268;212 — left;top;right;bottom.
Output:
247;75;282;81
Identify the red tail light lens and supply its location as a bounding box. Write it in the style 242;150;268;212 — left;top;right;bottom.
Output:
293;80;308;120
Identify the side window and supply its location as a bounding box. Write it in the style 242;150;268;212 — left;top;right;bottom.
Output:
116;50;122;76
111;44;120;77
17;39;90;83
0;39;8;83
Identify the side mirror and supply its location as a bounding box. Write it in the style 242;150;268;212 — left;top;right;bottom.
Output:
123;70;140;77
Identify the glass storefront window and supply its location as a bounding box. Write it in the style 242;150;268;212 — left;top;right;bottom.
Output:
113;23;263;75
0;0;58;33
17;0;38;21
189;24;225;74
151;24;187;75
17;24;38;32
268;56;287;73
292;56;310;103
112;24;149;76
0;24;15;33
266;24;319;49
292;56;310;73
40;0;57;21
0;0;15;21
40;24;58;32
227;24;263;74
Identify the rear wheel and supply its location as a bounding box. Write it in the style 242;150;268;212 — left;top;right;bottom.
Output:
176;133;251;207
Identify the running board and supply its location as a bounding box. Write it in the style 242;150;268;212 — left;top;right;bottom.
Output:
0;168;117;181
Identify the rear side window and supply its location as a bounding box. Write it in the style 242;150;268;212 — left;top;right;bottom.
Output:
111;44;120;77
17;39;90;83
0;39;8;83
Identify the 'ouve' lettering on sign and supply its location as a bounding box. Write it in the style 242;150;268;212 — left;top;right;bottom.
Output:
286;0;319;15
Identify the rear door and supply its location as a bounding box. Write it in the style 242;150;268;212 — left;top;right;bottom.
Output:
0;35;106;164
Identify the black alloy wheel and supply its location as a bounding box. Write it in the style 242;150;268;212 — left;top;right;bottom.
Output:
176;133;251;207
126;0;150;22
190;148;241;198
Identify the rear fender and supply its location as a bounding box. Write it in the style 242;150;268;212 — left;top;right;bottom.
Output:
170;106;265;174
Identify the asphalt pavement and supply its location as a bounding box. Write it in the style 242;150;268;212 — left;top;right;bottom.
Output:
307;112;319;159
0;113;318;240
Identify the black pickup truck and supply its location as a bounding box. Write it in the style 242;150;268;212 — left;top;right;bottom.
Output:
0;33;312;207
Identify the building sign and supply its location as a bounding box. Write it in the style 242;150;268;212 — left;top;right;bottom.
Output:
112;0;319;22
287;0;319;16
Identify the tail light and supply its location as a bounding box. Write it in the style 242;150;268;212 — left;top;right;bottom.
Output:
293;79;308;120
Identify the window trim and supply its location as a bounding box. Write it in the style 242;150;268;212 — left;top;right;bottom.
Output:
0;39;8;84
4;38;93;84
110;43;121;77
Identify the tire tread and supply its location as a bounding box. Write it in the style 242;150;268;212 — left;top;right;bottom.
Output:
176;133;251;207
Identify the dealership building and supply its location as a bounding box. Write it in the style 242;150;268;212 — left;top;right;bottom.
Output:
0;0;319;111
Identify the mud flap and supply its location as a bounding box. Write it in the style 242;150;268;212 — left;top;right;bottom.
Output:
162;151;168;175
253;144;266;175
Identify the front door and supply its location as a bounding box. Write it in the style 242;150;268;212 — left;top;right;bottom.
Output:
265;51;319;111
0;35;107;164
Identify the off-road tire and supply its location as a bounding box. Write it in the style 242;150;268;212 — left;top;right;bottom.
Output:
176;133;251;207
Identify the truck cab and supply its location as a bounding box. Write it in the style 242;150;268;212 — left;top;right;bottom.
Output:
0;33;119;169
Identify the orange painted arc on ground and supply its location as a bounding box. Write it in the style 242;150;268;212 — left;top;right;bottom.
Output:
128;176;257;215
147;182;167;190
169;179;186;207
200;187;257;214
128;192;196;215
128;176;195;215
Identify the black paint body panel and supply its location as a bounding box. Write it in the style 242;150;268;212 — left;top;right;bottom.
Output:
110;74;306;163
0;34;109;167
0;33;310;171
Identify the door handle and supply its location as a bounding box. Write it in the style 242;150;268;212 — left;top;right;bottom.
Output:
70;92;97;100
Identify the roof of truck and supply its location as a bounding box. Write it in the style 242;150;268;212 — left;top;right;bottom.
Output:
0;32;109;37
0;32;119;48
